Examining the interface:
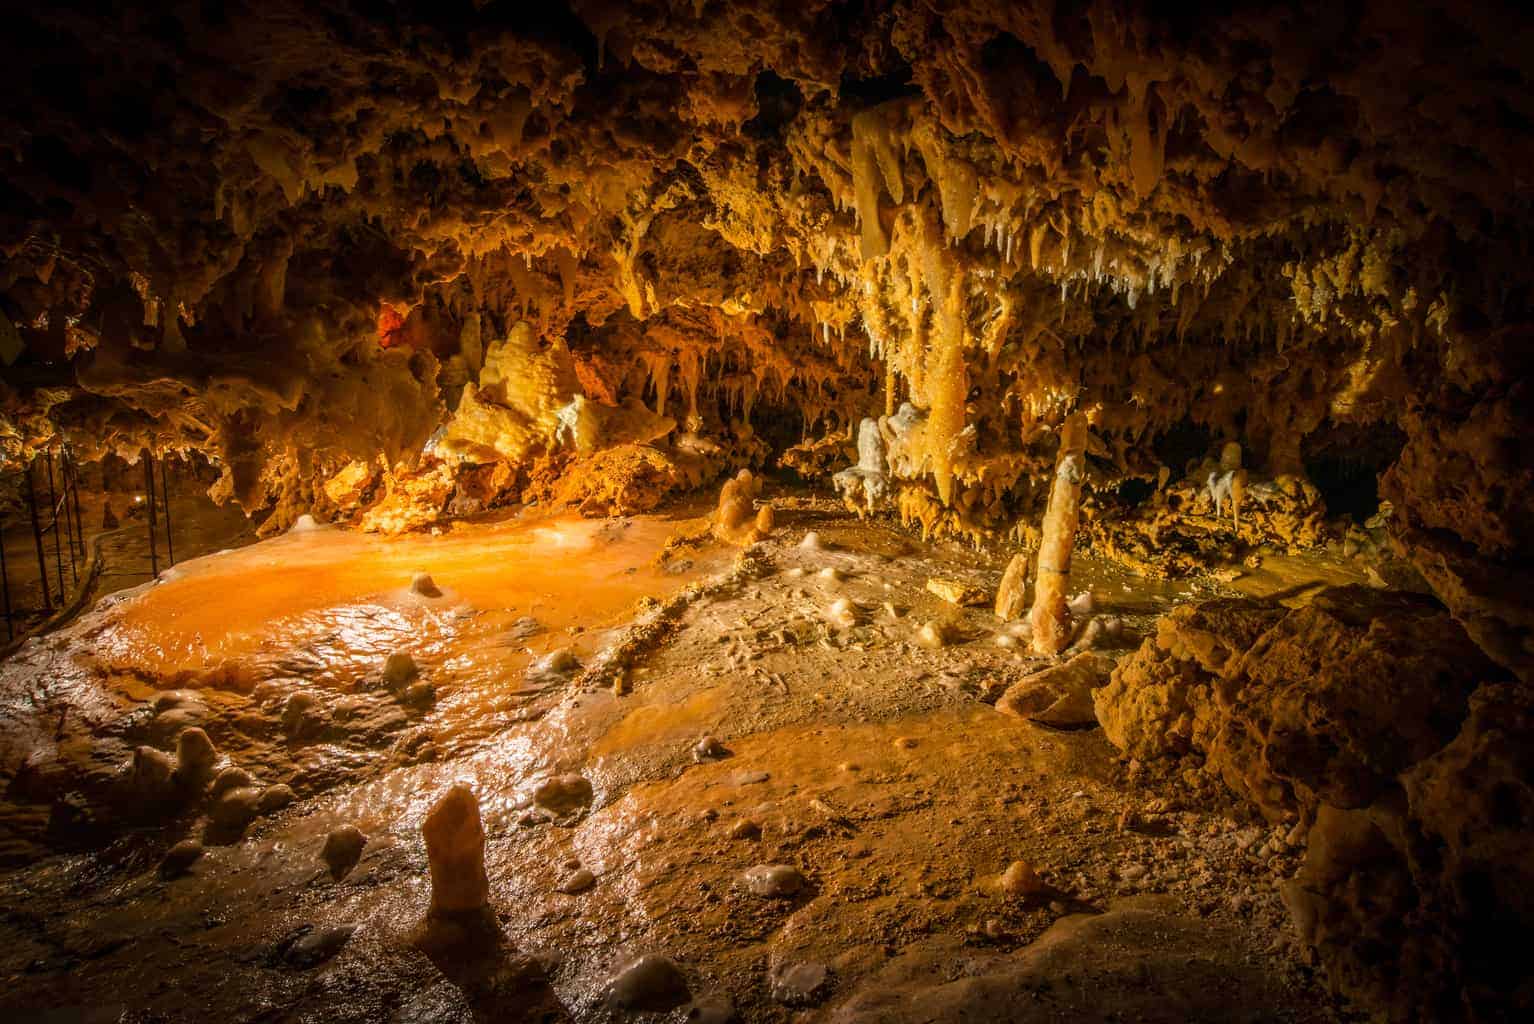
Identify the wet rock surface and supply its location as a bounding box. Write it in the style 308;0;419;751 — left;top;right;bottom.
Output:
0;506;1417;1022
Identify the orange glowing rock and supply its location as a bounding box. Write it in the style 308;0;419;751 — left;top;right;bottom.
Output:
997;859;1049;903
376;304;408;347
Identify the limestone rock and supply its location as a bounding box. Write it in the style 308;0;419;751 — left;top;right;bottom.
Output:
832;417;890;515
287;513;320;533
402;681;436;708
358;462;454;536
527;649;579;683
556;867;595;894
323;460;376;509
770;961;831;1007
1395;523;1534;683
605;954;690;1012
257;784;296;814
210;766;258;799
997;860;1049;903
834;899;1316;1022
159;839;205;879
423;784;489;916
321;825;366;881
282;693;323;739
915;621;952;649
995;652;1114;728
532;773;593;818
129;746;178;805
507;616;545;640
684;994;737;1024
1092;598;1289;764
825;597;859;629
1098;587;1517;1020
1282;682;1534;1022
207;786;263;838
740;863;806;898
1217;587;1497;818
693;735;728;762
383;652;419;689
280;924;357;969
926;578;988;606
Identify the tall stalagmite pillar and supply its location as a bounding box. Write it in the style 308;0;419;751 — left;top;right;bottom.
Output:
1028;412;1088;655
423;784;490;918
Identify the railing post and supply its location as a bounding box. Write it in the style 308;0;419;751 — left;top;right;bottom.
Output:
144;452;159;578
44;451;66;596
25;460;52;613
67;450;85;559
160;455;174;566
1;510;12;640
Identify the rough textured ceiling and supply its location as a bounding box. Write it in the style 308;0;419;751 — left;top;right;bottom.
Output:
1;1;1531;575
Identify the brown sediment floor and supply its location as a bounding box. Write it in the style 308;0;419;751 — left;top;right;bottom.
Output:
0;500;1351;1022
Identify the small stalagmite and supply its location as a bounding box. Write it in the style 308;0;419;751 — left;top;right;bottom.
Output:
716;469;774;545
423;784;490;918
994;552;1031;621
1028;412;1089;656
714;476;753;540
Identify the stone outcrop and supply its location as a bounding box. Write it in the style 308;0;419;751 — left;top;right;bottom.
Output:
1096;587;1521;1020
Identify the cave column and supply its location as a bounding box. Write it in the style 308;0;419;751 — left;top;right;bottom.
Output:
1028;412;1088;655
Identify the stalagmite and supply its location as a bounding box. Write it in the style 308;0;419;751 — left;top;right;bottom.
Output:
832;417;891;514
422;784;490;918
1222;441;1247;530
714;476;754;544
1205;441;1247;529
1028;412;1088;655
994;552;1031;621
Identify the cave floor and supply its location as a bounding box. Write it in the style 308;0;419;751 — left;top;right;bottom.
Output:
0;497;1357;1022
